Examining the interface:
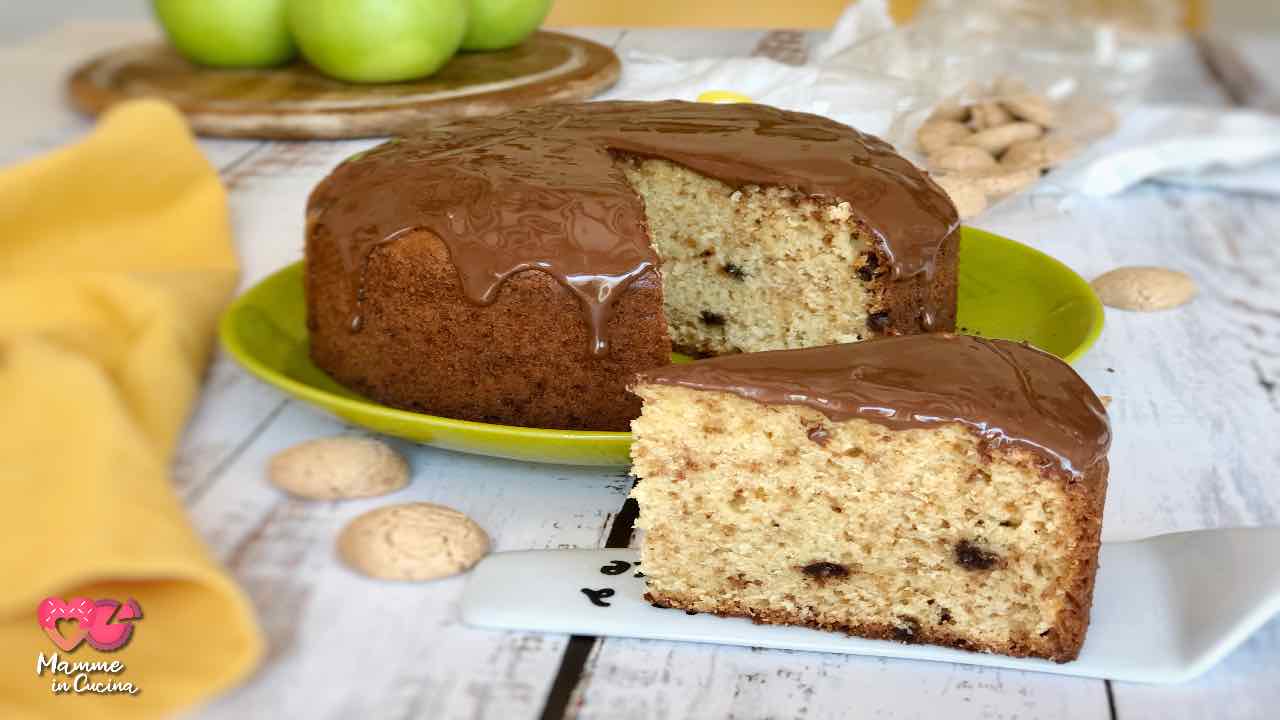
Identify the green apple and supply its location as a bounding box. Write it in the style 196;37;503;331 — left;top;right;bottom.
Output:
152;0;296;68
287;0;467;83
461;0;552;51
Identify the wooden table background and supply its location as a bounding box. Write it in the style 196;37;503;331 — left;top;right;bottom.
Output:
3;20;1279;720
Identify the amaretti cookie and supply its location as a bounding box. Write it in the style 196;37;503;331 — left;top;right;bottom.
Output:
629;334;1111;661
338;503;489;581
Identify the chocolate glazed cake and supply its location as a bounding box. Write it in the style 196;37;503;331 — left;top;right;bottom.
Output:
630;335;1111;661
305;101;960;430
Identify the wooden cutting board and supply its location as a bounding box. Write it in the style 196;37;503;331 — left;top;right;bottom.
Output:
67;31;620;140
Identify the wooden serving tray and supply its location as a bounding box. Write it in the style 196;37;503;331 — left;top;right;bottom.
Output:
67;31;620;139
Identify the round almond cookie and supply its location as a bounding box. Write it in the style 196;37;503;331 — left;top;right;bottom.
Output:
1091;266;1197;311
269;436;409;500
338;502;490;581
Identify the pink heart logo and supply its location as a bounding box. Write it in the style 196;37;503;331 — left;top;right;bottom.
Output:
37;597;96;652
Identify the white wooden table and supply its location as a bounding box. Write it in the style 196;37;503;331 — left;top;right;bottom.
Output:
4;21;1280;720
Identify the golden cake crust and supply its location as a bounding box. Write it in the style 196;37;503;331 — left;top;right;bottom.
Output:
307;228;670;430
864;228;961;337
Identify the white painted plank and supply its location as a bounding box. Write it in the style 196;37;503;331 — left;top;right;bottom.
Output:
571;640;1111;720
1114;617;1280;720
174;357;286;503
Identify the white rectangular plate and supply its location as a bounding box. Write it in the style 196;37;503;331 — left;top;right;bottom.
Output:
460;529;1280;683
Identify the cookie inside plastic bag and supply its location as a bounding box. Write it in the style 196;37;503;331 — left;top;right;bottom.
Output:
817;0;1183;166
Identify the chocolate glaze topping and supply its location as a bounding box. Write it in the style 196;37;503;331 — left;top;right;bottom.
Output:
634;334;1110;478
308;100;959;355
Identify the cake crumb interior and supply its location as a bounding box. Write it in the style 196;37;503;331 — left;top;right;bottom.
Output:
619;156;882;356
630;384;1092;659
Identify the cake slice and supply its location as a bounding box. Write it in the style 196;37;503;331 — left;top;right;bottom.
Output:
629;334;1110;661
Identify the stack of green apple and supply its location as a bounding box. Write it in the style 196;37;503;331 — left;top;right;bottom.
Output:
153;0;553;83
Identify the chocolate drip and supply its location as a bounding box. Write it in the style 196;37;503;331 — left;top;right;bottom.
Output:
634;335;1111;478
308;101;959;355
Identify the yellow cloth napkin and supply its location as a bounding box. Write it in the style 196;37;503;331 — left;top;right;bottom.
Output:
0;100;262;718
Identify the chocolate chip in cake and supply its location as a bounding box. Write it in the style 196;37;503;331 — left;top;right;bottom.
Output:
892;616;922;643
722;262;747;280
867;311;891;333
807;426;831;446
857;252;880;281
955;539;1001;570
938;607;954;624
700;310;727;326
801;561;849;580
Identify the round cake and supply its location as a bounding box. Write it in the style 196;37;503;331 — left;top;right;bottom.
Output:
305;100;961;430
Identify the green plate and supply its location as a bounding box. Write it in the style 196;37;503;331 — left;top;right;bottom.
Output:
219;227;1102;466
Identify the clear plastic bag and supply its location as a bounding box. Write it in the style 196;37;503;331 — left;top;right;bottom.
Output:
818;0;1183;159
